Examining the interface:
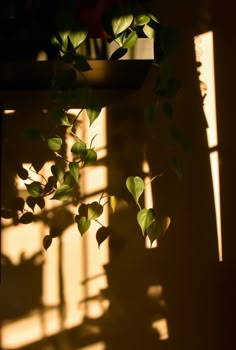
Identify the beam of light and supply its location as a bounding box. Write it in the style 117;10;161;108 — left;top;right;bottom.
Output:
194;31;223;261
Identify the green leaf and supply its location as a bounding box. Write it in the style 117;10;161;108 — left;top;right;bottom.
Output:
110;196;117;213
69;161;80;181
96;226;111;248
78;203;88;217
148;13;159;24
43;235;52;250
51;164;64;185
47;137;63;151
137;208;155;236
147;220;163;245
64;171;76;186
68;30;88;49
43;176;57;195
123;31;138;49
77;216;91;236
83;149;97;167
126;176;144;204
114;32;126;47
51;109;71;126
51;184;72;201
19;212;34;224
143;24;155;39
112;14;133;35
87;201;103;220
86;106;101;126
25;181;43;198
109;47;128;60
71;140;87;157
133;14;150;27
73;55;91;72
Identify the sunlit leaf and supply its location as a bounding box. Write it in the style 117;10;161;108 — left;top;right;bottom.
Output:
110;196;117;213
126;176;144;204
96;226;111;248
68;30;88;49
137;208;155;236
143;24;155;38
122;31;138;49
148;13;159;24
87;202;103;220
25;181;43;198
83;149;97;167
19;212;34;224
112;14;133;35
69;161;80;182
51;164;64;185
43;235;52;250
86;106;101;126
71;140;87;157
51;184;72;201
77;216;91;236
47;137;63;151
133;14;150;27
147;220;163;245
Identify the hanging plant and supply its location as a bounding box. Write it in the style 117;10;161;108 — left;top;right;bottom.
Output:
1;0;182;250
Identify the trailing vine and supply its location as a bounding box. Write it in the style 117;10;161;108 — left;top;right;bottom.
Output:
1;0;179;250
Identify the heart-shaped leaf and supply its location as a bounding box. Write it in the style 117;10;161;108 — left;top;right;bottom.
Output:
147;220;163;245
51;184;72;201
137;208;155;236
78;203;88;217
71;140;87;157
25;181;43;198
123;31;138;49
133;14;150;27
143;24;155;39
51;164;64;185
126;176;144;204
68;30;88;49
47;137;63;151
83;149;97;167
96;226;111;248
77;216;91;236
112;14;133;35
87;202;103;220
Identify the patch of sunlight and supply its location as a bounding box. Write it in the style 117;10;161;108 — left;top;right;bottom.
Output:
1;108;109;348
78;342;106;350
194;31;223;261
